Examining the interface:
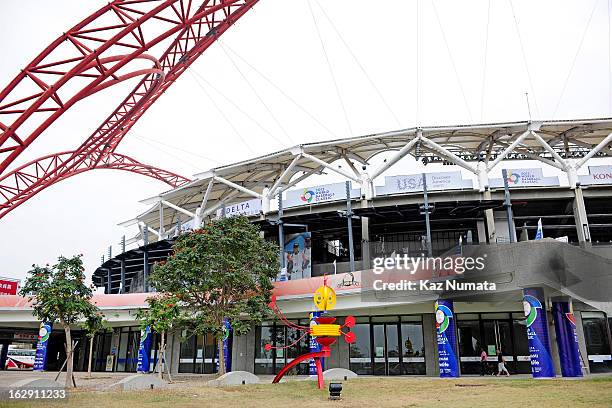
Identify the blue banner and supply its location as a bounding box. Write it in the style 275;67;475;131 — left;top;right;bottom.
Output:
523;288;555;378
309;311;323;375
33;322;52;371
137;326;152;373
435;300;459;377
552;300;583;377
216;319;232;372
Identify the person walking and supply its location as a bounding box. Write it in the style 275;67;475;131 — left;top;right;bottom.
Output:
480;347;488;376
496;348;510;376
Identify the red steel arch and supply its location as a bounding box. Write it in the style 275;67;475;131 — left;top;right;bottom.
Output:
0;0;259;219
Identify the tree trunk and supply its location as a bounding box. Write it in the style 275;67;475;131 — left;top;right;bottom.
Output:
87;336;94;378
158;331;165;379
64;325;74;388
217;337;226;376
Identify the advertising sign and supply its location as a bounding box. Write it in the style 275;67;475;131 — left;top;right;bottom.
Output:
308;311;323;375
578;165;612;186
215;319;232;373
137;326;152;373
435;299;459;377
216;198;262;218
33;322;52;371
523;287;556;378
283;232;312;280
0;277;19;295
285;182;360;208
490;168;559;188
552;300;582;377
378;171;472;196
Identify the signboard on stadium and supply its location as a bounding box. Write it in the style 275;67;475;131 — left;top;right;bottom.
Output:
578;165;612;186
216;198;262;218
489;168;559;188
377;171;473;196
285;182;360;208
0;277;19;295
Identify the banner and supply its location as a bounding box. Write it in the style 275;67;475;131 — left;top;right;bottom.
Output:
137;326;152;373
523;288;556;378
490;168;559;188
578;165;612;186
33;322;52;371
285;182;360;208
283;232;312;280
309;311;323;375
0;277;19;295
378;171;472;196
216;198;262;218
216;319;232;373
552;300;583;377
435;300;459;377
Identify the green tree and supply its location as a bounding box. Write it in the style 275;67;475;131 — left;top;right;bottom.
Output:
19;255;98;388
81;312;107;378
136;294;182;379
151;216;278;375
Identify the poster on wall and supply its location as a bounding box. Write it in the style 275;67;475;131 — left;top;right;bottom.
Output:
284;182;360;208
282;232;312;280
578;165;612;186
489;168;559;188
377;171;473;196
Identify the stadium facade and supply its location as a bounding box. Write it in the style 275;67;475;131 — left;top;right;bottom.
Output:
2;119;612;376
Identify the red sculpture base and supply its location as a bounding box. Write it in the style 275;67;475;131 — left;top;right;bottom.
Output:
272;346;331;389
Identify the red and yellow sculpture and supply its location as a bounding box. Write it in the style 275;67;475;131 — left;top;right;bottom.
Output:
267;276;356;389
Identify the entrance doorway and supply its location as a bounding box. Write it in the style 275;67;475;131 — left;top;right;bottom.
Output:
457;313;530;374
372;324;400;375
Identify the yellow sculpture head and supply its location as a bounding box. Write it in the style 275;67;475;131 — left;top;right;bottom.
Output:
314;284;337;311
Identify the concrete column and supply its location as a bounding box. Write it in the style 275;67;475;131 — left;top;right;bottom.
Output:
547;309;562;375
230;329;256;374
483;190;496;243
573;312;590;374
361;213;371;270
422;314;439;376
168;330;181;375
572;187;591;244
327;334;349;369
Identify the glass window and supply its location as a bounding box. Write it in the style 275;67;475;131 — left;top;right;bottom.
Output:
255;326;273;375
179;334;196;373
116;330;129;372
349;323;371;375
401;323;425;375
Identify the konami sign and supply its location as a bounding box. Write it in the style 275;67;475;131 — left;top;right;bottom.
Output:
579;165;612;186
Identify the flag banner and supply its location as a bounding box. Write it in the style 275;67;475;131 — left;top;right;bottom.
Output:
215;319;232;373
33;322;52;371
137;326;152;373
435;300;459;377
552;300;583;377
523;288;556;378
309;311;323;375
535;218;543;240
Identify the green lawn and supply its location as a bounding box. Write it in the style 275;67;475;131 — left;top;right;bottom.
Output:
2;377;612;408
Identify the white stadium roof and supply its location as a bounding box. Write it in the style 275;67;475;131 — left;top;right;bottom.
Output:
121;118;612;241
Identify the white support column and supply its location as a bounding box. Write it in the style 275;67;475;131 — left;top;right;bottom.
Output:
370;133;421;180
487;129;531;171
419;137;478;174
161;200;195;219
477;160;495;242
301;152;361;183
278;164;325;193
268;154;301;199
158;202;165;239
573;186;591;244
530;130;568;170
213;176;264;199
477;160;490;192
575;131;612;169
139;222;161;239
343;154;362;180
202;190;242;217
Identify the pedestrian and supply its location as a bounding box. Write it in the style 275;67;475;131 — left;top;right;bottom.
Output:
496;348;510;376
480;347;488;376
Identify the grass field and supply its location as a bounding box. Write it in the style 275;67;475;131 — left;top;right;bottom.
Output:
2;376;612;408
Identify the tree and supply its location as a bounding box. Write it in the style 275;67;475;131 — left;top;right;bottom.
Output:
151;216;278;375
136;294;181;379
19;255;98;388
82;312;107;378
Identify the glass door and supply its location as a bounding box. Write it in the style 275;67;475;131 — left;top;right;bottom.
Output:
482;319;513;370
372;323;401;375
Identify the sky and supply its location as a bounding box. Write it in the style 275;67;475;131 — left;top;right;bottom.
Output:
1;0;611;284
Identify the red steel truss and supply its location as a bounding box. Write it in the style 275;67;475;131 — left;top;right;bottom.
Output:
0;0;258;219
